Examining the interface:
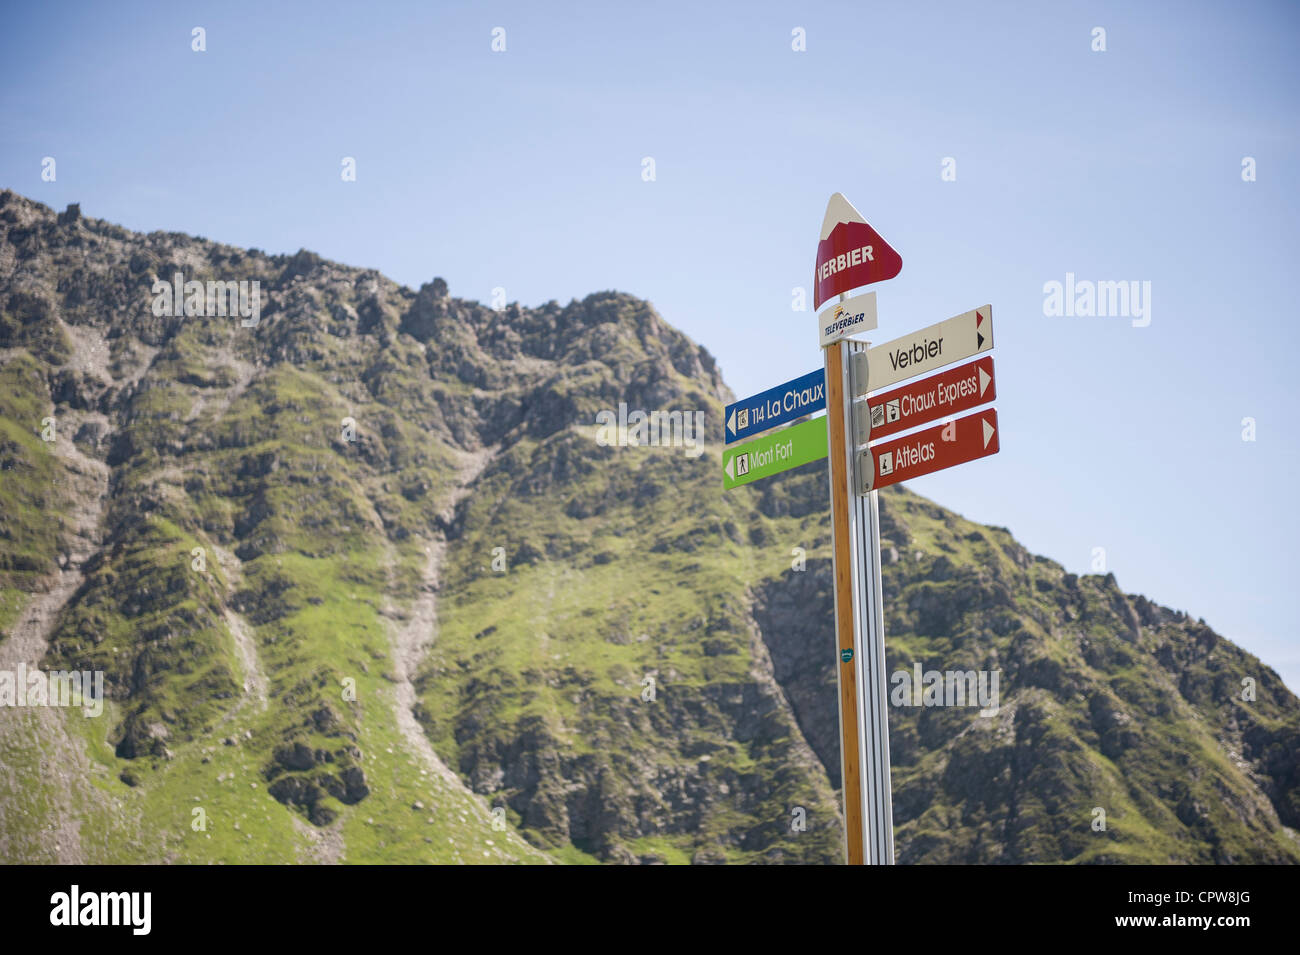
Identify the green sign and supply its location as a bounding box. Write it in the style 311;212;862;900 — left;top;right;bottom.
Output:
722;415;828;490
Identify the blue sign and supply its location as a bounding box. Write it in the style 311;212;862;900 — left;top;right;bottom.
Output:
724;368;826;444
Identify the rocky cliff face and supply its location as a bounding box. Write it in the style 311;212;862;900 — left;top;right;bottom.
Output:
0;189;1295;864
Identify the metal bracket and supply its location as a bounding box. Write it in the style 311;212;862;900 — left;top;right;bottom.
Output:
849;343;873;493
855;448;875;494
850;351;870;399
852;399;873;449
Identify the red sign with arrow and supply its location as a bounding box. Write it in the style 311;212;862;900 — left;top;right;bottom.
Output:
857;408;999;492
813;193;903;310
862;356;996;443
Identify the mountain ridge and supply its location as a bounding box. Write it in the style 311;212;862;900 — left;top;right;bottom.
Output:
0;189;1296;864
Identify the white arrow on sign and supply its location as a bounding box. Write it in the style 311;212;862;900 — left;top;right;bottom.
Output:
979;365;991;397
725;454;735;481
983;417;995;449
727;408;736;436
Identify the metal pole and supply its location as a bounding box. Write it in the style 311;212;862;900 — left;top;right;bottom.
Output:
845;337;895;864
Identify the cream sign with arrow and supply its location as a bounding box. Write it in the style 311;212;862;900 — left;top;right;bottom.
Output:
852;305;993;396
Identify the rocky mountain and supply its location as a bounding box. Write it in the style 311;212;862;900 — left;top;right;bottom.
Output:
1;189;1296;864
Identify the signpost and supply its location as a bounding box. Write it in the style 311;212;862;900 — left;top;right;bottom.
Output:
722;190;1002;866
722;415;827;489
725;369;825;444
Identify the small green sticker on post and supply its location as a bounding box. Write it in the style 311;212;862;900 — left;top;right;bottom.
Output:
722;415;829;489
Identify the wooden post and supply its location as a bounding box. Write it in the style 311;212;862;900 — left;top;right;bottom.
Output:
824;338;866;865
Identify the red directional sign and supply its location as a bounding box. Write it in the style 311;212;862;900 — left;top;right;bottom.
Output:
857;408;999;493
813;193;903;310
858;356;996;444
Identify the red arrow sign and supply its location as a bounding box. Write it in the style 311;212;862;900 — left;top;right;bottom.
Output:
858;408;999;492
813;193;903;310
863;356;996;442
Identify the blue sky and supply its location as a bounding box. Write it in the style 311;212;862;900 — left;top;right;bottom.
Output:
3;1;1298;691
